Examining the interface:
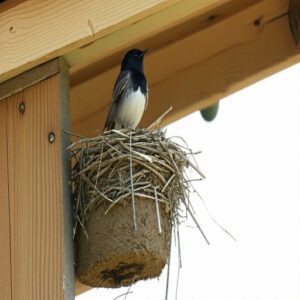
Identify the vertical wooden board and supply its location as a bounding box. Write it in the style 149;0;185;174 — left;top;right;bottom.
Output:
0;99;12;300
6;74;70;300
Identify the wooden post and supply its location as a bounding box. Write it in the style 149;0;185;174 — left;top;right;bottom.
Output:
0;99;12;300
0;58;74;299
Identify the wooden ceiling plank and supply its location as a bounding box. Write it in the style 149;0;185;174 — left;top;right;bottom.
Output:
71;14;300;136
146;16;300;127
70;0;293;137
0;0;181;83
67;0;244;74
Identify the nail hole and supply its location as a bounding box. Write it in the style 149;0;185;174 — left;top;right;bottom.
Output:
48;132;55;144
9;26;16;33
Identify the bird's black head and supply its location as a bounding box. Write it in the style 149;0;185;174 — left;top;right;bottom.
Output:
121;48;148;73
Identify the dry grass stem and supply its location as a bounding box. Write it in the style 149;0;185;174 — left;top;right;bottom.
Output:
129;130;137;230
147;106;173;130
154;187;162;233
69;129;206;243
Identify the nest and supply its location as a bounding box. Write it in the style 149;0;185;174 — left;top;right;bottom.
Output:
69;128;206;288
70;129;205;234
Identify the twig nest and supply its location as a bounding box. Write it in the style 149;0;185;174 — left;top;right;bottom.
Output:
70;129;204;288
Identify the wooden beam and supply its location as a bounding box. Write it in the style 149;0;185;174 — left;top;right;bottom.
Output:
147;15;300;127
0;59;60;101
0;0;182;83
0;100;12;300
69;0;260;85
1;58;74;299
70;0;300;137
67;0;247;73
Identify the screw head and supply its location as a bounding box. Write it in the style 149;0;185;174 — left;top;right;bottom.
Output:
19;102;25;114
48;132;55;143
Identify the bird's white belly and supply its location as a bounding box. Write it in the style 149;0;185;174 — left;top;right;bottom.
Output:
115;87;146;129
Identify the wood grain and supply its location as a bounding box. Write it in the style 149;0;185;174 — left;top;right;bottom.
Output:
0;99;12;300
67;0;236;70
0;59;60;101
6;72;73;299
146;16;300;127
0;0;179;83
69;0;260;85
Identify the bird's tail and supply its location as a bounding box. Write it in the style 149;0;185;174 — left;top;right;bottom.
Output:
103;120;115;132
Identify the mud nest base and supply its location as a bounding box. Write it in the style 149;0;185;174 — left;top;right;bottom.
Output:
77;198;170;288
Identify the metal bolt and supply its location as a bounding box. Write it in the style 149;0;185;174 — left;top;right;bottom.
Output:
19;102;25;114
48;132;55;143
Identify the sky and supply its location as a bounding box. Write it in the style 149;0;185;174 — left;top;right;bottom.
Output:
78;64;300;300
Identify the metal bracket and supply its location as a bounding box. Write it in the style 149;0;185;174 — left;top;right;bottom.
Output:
289;0;300;44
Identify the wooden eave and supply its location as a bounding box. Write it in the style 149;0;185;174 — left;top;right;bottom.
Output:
1;0;300;138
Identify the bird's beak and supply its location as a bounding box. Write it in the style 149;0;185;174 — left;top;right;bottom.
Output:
142;49;149;56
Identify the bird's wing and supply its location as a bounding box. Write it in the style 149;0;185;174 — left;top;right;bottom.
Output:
103;71;131;131
144;84;149;111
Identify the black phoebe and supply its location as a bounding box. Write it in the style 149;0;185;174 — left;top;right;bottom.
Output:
103;48;148;131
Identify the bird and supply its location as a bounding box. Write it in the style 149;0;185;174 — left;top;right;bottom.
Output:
103;48;148;131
